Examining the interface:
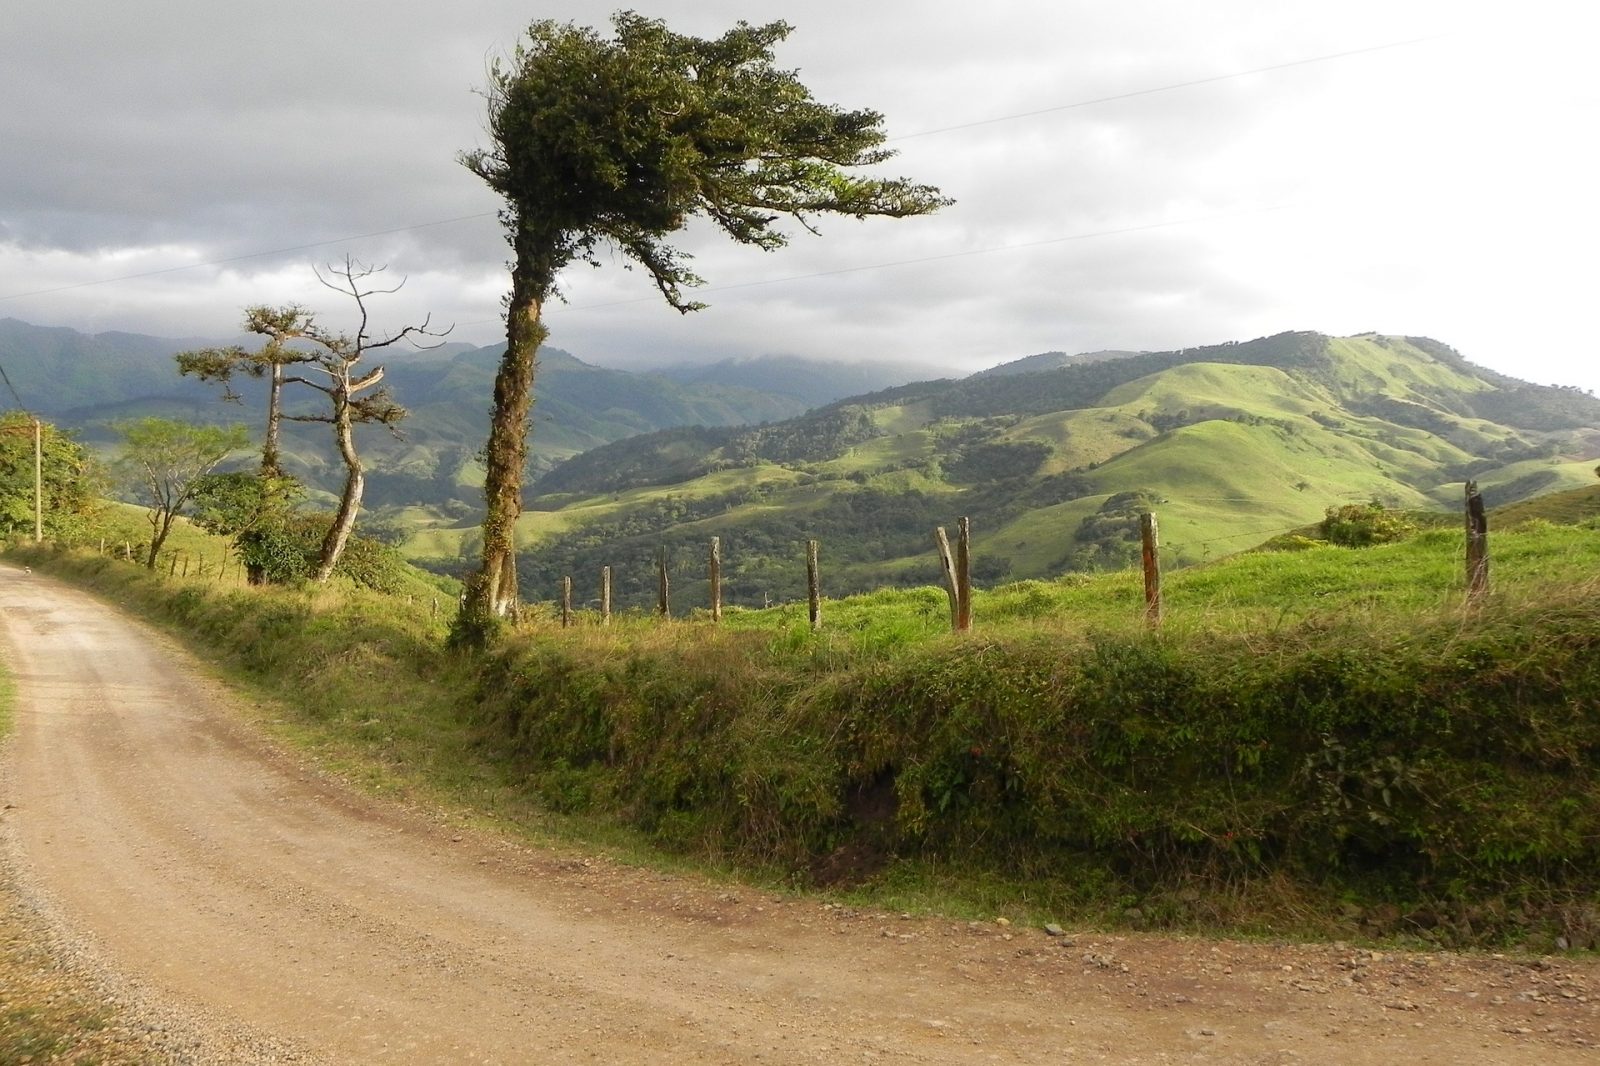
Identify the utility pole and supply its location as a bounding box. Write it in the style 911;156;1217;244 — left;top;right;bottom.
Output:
33;417;42;543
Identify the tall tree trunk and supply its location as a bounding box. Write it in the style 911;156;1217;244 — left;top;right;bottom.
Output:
314;407;363;582
262;362;286;478
457;237;550;641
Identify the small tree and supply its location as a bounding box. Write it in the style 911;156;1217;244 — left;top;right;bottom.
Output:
278;259;444;581
455;12;950;641
115;418;249;567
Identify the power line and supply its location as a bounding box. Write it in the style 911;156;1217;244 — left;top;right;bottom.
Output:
0;31;1439;306
0;361;29;412
890;35;1444;141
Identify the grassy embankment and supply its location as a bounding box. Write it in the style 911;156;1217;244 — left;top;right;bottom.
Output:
5;512;1600;952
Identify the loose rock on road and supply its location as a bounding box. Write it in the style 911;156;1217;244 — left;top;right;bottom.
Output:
1;565;1594;1063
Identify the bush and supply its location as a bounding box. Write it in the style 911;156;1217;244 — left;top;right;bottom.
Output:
1320;502;1416;547
239;514;412;592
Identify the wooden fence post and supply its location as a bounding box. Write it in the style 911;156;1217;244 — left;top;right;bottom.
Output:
124;541;132;562
1141;511;1162;628
168;553;178;577
934;526;959;631
561;576;573;628
709;537;722;623
955;516;972;632
806;539;822;631
601;566;612;626
1465;480;1489;603
656;547;671;619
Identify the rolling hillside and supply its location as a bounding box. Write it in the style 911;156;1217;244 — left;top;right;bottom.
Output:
426;332;1600;608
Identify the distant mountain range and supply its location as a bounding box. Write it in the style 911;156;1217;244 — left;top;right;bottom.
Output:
9;318;1599;610
0;317;941;517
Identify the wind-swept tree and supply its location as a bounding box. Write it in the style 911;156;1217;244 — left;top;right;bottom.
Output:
115;418;249;568
455;12;950;641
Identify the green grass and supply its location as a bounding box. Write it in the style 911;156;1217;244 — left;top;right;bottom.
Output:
0;654;11;737
812;429;935;475
1099;360;1325;421
720;519;1600;645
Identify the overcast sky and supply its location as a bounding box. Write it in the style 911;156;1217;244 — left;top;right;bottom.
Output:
2;1;1595;392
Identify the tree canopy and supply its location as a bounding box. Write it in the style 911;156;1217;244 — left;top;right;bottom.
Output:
455;11;950;638
115;418;249;568
462;13;949;307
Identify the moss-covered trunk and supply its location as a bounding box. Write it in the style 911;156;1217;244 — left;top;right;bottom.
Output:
458;226;552;641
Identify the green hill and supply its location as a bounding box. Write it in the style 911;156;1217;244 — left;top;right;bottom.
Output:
451;332;1600;608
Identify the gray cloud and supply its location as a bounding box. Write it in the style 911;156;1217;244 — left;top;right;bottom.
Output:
3;1;1596;394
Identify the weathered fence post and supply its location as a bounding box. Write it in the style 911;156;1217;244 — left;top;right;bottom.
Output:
933;518;973;632
709;536;722;623
656;547;671;619
561;576;573;628
806;539;822;631
601;566;612;626
124;541;132;562
168;553;178;577
1141;511;1162;628
934;526;959;630
1465;480;1489;603
955;516;973;632
181;554;190;578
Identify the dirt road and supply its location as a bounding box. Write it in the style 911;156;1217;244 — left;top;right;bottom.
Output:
0;565;1594;1063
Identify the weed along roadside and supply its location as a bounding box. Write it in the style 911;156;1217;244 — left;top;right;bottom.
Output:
6;534;1600;952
